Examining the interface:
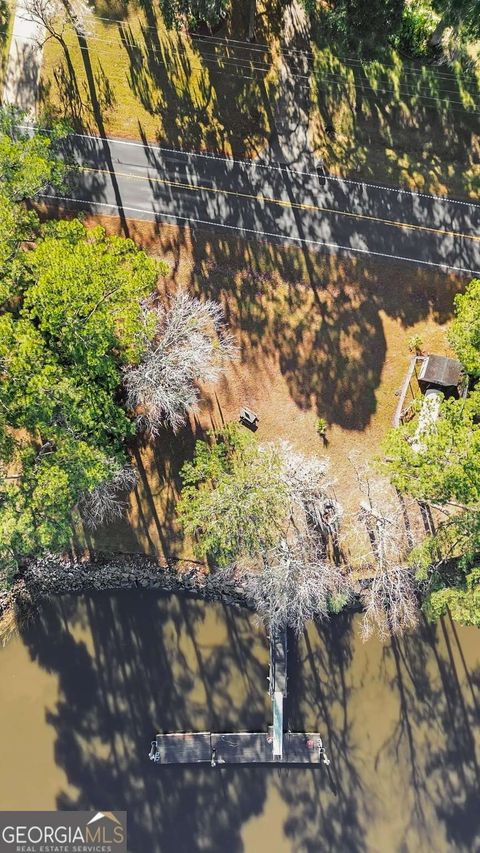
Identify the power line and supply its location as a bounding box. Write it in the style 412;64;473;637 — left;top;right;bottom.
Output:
19;11;476;97
90;11;480;84
55;30;480;113
20;125;480;208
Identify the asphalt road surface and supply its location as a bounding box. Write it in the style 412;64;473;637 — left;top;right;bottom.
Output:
40;133;480;275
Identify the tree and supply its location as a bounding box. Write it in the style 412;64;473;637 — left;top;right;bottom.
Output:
360;563;419;641
383;361;480;626
23;219;163;372
0;218;165;580
384;392;480;508
23;0;94;46
159;0;230;29
345;461;423;640
179;424;351;631
304;0;403;51
431;0;480;43
241;535;351;634
0;106;69;202
179;424;290;565
0;189;37;307
79;464;138;529
448;278;480;378
0;109;69;306
425;566;480;627
124;291;237;434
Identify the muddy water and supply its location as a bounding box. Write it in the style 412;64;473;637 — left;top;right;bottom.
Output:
0;591;479;853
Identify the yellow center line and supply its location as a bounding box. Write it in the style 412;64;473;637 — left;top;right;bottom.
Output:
81;166;480;243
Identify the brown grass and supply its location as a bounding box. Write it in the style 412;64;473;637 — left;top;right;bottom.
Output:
61;212;465;563
38;0;281;158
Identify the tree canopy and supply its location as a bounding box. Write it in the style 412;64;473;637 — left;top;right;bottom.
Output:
384;390;480;508
448;278;480;378
178;424;289;565
159;0;230;29
384;275;480;627
425;566;480;627
432;0;480;40
0;106;69;202
0;215;163;579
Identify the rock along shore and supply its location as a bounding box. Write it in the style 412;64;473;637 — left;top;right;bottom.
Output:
0;552;252;623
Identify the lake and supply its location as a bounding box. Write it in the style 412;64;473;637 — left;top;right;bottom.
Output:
0;590;479;852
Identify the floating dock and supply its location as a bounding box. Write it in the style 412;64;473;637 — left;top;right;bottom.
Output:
150;731;326;766
149;624;330;767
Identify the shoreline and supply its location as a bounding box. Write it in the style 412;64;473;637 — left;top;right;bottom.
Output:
1;551;366;641
0;552;253;636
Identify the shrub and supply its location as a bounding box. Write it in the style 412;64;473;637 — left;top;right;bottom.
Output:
394;0;440;58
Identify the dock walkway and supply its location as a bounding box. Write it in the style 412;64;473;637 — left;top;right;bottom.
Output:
149;625;330;767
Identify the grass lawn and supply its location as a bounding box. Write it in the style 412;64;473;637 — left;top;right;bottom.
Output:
60;214;465;565
39;0;281;157
37;0;480;197
308;43;480;199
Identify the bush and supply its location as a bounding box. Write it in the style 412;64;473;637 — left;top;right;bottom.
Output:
394;1;440;58
328;591;350;614
424;567;480;627
316;417;328;437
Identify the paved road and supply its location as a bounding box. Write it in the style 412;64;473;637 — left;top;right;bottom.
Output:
41;133;480;275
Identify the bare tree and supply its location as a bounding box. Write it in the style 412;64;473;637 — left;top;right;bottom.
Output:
343;454;422;641
226;444;349;634
360;563;419;642
279;443;343;542
79;464;137;529
351;505;421;642
23;0;94;46
124;291;238;434
241;535;352;635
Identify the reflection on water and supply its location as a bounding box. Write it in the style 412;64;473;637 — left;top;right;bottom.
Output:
0;591;479;852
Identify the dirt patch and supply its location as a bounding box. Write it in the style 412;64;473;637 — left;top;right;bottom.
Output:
61;213;465;562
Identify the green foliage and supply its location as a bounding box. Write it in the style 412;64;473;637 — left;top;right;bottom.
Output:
159;0;230;29
303;0;464;59
1;438;117;555
424;567;480;626
393;1;439;57
448;278;480;377
328;591;350;614
316;417;328;436
385;276;480;572
0;113;69;309
178;424;289;565
0;188;38;307
0;106;69;201
0;205;165;579
408;333;424;354
384;391;480;506
304;0;404;52
432;0;480;40
23;219;164;373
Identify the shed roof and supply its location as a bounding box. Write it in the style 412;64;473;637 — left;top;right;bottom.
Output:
418;355;463;389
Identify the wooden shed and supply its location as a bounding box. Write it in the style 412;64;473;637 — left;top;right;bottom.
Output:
418;355;464;399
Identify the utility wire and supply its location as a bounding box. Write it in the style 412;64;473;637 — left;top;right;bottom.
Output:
90;11;480;84
49;29;480;113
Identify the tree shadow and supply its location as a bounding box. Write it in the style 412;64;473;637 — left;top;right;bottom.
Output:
308;17;480;199
10;591;480;851
187;231;463;431
18;590;271;852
